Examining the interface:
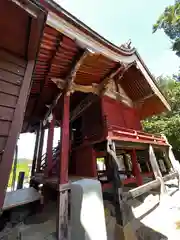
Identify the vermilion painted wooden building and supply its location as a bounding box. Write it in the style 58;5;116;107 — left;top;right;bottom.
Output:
0;0;178;239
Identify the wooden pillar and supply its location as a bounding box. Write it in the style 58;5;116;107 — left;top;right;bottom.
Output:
36;123;45;172
45;115;55;177
31;126;40;178
122;153;131;178
149;145;166;194
163;148;174;172
57;93;70;240
149;145;163;178
131;149;143;186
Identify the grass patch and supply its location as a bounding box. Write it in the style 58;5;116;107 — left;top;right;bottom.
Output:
8;161;31;187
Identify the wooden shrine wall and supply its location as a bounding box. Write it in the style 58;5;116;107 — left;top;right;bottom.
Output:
0;49;27;163
71;146;97;177
82;99;104;142
102;96;142;130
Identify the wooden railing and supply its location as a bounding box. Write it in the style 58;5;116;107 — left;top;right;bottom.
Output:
40;145;60;172
108;125;167;146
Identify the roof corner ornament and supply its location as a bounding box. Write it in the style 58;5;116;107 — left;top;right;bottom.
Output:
120;39;132;50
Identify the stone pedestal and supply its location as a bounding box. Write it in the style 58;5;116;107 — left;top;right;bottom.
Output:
71;179;107;240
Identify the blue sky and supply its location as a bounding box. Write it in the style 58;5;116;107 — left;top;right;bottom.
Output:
19;0;179;159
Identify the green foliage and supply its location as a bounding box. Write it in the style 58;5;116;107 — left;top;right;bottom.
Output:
153;0;180;56
143;77;180;151
96;157;105;162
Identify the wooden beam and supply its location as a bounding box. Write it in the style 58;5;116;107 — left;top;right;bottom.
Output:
116;62;136;84
51;78;66;90
70;93;99;122
0;61;35;209
149;145;166;194
27;10;47;60
70;65;123;122
149;145;163;179
11;0;39;17
107;139;123;225
68;50;90;92
126;172;178;200
44;49;88;124
71;82;98;94
31;126;40;178
52;78;99;94
98;64;123;94
57;93;70;240
36;122;45;172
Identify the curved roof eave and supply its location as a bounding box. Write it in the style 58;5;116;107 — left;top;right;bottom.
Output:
135;50;171;112
41;0;135;56
41;0;170;112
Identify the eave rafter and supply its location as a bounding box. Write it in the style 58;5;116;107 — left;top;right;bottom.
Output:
134;93;155;107
44;49;155;124
98;64;124;94
44;49;90;123
51;60;127;96
115;61;136;84
27;32;63;130
70;63;125;122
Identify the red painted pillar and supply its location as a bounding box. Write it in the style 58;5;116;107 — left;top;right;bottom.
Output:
57;93;70;240
131;149;143;186
59;95;70;184
46;115;55;177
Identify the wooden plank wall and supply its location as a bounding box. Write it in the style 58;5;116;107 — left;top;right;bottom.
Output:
0;49;27;163
102;96;142;130
82;99;104;142
72;145;97;177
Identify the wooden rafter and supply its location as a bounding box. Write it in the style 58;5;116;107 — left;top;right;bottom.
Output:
28;32;62;130
98;64;123;94
44;49;89;123
134;93;155;106
51;78;99;94
116;61;136;83
68;49;90;92
71;82;98;94
70;64;124;122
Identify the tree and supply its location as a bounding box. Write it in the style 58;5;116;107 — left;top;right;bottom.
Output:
143;77;180;152
151;1;180;154
153;0;180;57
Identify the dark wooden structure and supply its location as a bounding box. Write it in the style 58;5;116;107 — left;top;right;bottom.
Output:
0;0;46;209
0;1;177;239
